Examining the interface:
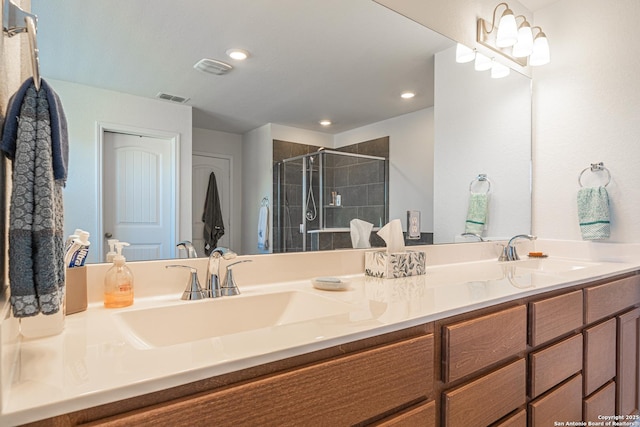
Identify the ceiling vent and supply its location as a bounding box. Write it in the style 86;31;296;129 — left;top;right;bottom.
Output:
193;58;233;75
156;92;190;104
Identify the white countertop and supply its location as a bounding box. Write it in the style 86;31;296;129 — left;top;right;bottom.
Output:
2;250;640;425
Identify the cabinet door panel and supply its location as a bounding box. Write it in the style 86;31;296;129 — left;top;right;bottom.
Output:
443;305;526;382
584;275;640;324
530;334;583;398
617;308;640;415
584;318;617;396
375;400;436;427
443;358;526;427
529;290;583;347
584;381;616;423
529;375;582;427
91;335;434;427
494;409;527;427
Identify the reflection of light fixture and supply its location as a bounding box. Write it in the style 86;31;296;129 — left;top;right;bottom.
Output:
491;61;510;78
226;49;249;60
319;120;331;126
474;52;492;71
477;2;550;67
455;44;475;63
401;92;415;99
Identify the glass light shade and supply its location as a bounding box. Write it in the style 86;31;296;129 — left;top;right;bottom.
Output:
529;33;550;66
512;24;533;57
496;9;518;47
455;43;475;63
491;61;510;78
474;52;492;71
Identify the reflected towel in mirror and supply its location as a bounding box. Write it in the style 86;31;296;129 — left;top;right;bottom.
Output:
464;193;489;235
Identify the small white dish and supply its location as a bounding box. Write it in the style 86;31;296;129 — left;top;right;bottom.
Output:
312;277;351;291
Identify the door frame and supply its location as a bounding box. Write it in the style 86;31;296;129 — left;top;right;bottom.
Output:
96;122;180;261
192;151;234;251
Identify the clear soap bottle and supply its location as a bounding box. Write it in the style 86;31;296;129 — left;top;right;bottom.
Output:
104;242;134;308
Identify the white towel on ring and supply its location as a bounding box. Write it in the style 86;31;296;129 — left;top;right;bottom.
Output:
257;205;269;250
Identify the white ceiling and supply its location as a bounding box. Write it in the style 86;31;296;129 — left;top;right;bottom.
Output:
31;0;454;135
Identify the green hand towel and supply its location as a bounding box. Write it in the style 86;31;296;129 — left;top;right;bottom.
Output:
577;186;610;240
465;193;488;235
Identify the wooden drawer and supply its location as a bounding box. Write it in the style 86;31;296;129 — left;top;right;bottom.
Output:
584;381;616;423
443;358;526;427
617;308;640;415
530;333;583;398
90;335;434;426
529;374;582;427
584;318;617;396
443;305;527;382
493;409;526;427
584;275;640;324
529;290;583;347
375;400;436;427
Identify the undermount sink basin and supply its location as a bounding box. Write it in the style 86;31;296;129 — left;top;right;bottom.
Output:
114;291;353;348
511;257;601;274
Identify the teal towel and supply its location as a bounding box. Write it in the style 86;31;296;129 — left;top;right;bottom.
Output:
465;193;488;234
577;186;610;240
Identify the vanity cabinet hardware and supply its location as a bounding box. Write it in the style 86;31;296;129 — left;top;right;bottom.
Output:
529;290;583;347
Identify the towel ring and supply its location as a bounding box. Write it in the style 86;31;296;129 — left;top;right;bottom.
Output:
469;174;491;194
578;162;611;188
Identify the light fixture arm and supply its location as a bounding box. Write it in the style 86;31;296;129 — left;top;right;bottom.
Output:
482;2;510;35
531;26;544;38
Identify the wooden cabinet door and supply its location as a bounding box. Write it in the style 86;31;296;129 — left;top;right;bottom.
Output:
617;308;640;415
584;318;617;396
529;290;583;347
375;400;436;427
584;381;616;423
529;375;583;427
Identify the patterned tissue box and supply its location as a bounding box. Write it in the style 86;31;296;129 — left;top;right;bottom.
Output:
364;250;426;278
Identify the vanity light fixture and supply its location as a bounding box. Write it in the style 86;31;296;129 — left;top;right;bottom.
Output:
474;52;492;71
226;48;249;60
477;2;550;67
455;44;476;63
401;92;415;99
319;120;332;126
491;61;510;78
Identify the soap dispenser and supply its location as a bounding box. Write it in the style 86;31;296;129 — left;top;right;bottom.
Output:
105;238;119;263
104;242;134;308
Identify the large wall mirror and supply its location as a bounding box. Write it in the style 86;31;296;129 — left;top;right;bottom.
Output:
30;0;531;263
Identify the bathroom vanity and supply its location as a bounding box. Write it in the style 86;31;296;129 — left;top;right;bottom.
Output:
2;241;640;426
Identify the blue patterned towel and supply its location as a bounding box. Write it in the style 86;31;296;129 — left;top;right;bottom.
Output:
577;186;610;240
464;193;488;234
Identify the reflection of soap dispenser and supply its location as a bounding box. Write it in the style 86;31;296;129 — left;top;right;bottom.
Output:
106;239;119;263
104;242;134;308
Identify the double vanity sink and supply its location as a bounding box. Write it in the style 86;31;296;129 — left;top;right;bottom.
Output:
2;243;639;425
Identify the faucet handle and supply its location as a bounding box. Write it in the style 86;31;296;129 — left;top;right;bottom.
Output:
166;265;206;300
221;260;253;296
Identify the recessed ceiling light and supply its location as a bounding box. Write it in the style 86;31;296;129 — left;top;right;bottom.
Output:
401;92;415;99
226;49;249;60
319;120;332;126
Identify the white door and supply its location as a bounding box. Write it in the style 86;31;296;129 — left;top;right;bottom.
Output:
103;131;174;261
192;155;231;256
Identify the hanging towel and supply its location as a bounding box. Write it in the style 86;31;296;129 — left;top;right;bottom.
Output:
258;204;269;250
464;193;489;234
0;79;67;318
202;172;225;256
577;186;610;240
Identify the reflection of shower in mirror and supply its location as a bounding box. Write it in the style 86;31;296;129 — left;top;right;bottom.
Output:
305;156;318;221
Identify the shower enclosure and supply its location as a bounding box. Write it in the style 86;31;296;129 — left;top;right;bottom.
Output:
274;149;388;252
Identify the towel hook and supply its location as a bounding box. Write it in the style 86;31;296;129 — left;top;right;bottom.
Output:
261;196;269;207
469;174;491;194
578;162;611;187
3;0;40;90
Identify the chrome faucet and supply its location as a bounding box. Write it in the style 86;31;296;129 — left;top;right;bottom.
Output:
220;260;253;296
499;234;537;261
461;232;485;242
165;265;206;300
205;247;237;298
176;240;198;258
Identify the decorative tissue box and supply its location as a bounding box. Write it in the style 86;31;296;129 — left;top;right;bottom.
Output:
365;250;426;278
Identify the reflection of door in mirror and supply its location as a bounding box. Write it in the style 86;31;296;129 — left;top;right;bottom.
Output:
103;132;174;262
192;154;231;257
